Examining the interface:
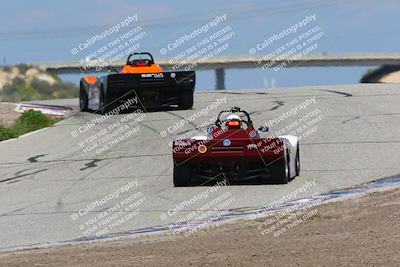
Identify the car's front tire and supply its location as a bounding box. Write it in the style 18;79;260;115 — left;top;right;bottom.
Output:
99;86;111;115
173;164;191;187
79;86;89;112
295;145;300;176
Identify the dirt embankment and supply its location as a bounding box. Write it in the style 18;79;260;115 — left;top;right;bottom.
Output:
0;65;77;102
1;188;399;267
0;66;57;90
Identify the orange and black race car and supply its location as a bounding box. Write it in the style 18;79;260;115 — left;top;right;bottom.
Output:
79;52;195;114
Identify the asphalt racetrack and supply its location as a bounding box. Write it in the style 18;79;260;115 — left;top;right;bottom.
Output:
1;84;399;250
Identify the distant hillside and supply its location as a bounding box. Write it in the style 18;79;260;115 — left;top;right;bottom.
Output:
0;64;78;102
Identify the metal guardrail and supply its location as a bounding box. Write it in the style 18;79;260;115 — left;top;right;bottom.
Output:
34;54;400;89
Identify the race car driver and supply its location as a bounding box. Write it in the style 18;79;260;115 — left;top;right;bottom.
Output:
226;114;242;129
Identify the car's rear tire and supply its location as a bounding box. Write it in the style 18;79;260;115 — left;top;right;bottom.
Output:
295;145;300;176
179;91;193;109
79;85;89;112
173;164;191;187
270;149;290;184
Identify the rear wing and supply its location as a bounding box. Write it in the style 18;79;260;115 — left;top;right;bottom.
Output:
173;137;285;163
106;71;195;89
101;71;195;109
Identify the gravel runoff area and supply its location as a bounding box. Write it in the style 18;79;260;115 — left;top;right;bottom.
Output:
0;186;399;267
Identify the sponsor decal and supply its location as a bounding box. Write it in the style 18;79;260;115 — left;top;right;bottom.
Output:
247;143;258;149
198;144;207;153
141;73;164;78
222;139;231;146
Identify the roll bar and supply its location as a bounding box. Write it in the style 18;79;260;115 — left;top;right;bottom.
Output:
126;52;154;65
215;107;253;128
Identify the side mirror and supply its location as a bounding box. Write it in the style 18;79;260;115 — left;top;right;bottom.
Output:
258;125;269;132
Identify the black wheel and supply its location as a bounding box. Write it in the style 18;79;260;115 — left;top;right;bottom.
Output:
79;86;88;112
99;87;111;115
173;164;191;187
179;91;193;109
270;149;290;184
295;145;300;176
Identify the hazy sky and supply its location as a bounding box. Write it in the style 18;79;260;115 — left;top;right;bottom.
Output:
0;0;399;89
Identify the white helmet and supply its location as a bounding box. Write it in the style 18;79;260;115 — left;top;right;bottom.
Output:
227;114;241;121
226;114;241;128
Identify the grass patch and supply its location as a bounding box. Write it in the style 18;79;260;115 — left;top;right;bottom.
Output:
0;110;60;141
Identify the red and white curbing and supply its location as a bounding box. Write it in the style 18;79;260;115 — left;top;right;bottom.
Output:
14;103;73;118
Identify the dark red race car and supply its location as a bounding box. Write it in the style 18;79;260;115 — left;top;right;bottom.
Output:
172;107;300;186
